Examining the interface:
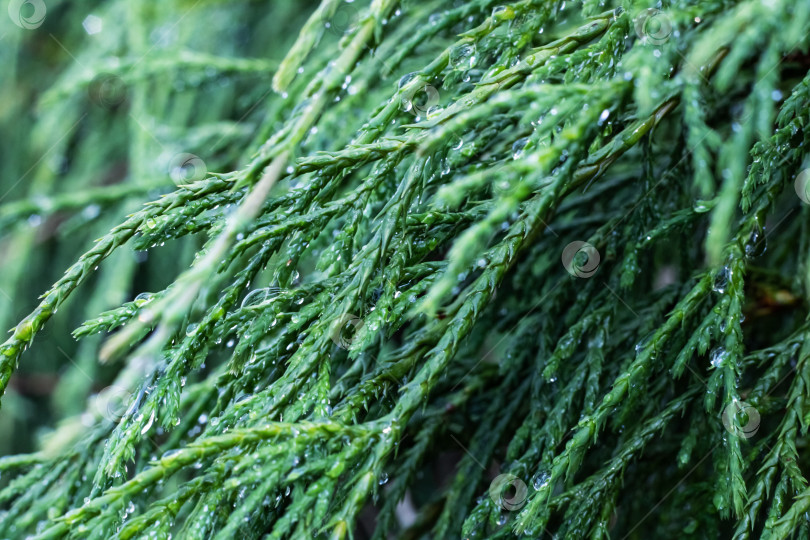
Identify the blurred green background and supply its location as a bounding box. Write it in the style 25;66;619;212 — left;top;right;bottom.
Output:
0;0;319;457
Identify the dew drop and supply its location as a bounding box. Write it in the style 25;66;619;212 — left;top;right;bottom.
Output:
710;348;728;368
744;226;766;258
512;137;529;160
712;267;731;294
532;471;551;490
449;43;476;70
398;72;417;90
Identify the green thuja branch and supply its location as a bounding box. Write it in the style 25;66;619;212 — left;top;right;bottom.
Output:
0;0;809;538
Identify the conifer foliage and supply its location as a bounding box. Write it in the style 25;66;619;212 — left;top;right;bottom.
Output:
2;0;810;537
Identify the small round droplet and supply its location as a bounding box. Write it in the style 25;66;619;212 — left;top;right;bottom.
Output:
532;471;551;490
710;347;728;369
712;267;731;294
449;43;476;70
511;137;529;160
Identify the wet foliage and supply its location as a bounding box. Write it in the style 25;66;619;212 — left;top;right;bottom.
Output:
1;0;810;538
